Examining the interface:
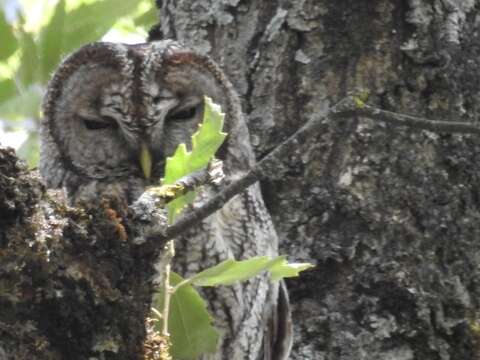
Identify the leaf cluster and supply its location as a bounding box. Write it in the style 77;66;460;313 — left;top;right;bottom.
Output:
162;97;227;223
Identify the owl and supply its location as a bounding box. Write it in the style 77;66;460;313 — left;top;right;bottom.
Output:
39;41;292;359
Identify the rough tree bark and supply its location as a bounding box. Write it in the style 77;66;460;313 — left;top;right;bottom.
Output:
3;1;480;359
155;1;480;359
0;147;165;359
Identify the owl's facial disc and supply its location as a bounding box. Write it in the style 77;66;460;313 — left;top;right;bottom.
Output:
45;43;237;187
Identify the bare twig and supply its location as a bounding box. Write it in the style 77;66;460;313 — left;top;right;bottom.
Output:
161;240;175;336
342;101;480;135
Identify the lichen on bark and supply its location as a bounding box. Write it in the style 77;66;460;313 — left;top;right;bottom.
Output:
0;147;162;359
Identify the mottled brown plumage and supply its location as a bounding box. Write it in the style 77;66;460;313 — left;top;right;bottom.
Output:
40;41;292;359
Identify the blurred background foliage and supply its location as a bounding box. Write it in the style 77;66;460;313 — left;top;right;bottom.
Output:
0;0;156;167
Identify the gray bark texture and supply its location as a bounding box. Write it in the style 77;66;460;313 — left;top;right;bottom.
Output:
155;0;480;359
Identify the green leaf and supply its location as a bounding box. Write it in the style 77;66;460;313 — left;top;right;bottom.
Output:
189;98;228;170
152;272;219;360
269;259;315;281
16;133;39;168
39;0;66;82
164;143;190;185
187;256;284;287
180;256;314;288
133;5;157;29
62;0;140;54
17;30;39;86
0;86;41;120
0;79;16;103
163;97;227;223
0;9;18;61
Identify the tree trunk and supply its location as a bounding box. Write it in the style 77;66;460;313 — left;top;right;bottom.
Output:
157;1;480;358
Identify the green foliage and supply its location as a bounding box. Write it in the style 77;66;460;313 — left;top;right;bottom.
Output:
133;5;157;29
186;256;284;287
61;0;141;55
17;30;39;86
163;97;227;223
183;256;314;287
17;132;39;168
153;272;220;360
39;0;66;82
0;0;155;167
269;258;315;281
153;256;313;358
0;79;15;103
0;10;18;61
0;86;42;120
155;95;313;358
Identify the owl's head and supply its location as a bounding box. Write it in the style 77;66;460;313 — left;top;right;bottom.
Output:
40;41;253;204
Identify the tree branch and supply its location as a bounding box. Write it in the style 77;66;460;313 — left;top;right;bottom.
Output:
143;159;224;207
348;102;480;135
159;95;480;241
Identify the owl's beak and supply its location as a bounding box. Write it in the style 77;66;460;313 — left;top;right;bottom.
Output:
139;142;152;180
